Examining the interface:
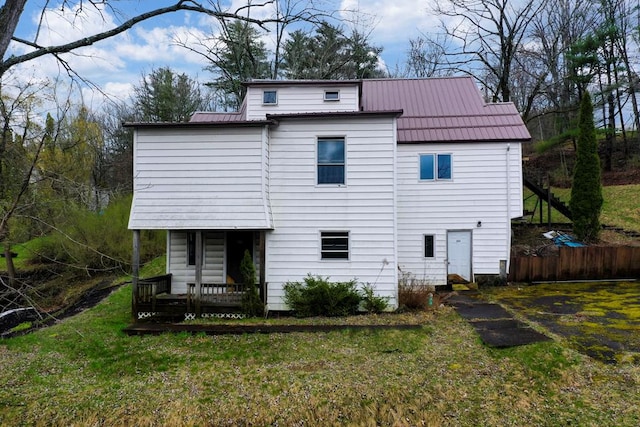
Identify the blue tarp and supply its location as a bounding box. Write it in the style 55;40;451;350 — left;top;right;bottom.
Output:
543;230;586;247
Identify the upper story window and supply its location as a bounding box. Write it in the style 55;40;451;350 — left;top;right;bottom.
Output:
263;90;277;105
317;138;345;185
420;153;452;181
321;231;349;259
324;90;340;101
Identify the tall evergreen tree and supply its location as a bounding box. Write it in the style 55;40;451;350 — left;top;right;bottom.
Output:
133;67;209;122
570;92;603;242
204;20;271;111
281;22;384;80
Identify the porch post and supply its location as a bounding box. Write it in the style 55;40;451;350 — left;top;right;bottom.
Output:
195;230;203;317
259;231;266;303
132;229;140;322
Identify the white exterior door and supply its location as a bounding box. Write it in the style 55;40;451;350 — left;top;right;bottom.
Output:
447;230;472;281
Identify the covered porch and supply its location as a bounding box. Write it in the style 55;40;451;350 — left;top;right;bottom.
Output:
131;229;267;321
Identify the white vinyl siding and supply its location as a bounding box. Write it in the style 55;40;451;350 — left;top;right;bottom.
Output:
245;85;360;120
168;231;224;294
265;116;398;310
396;142;522;285
129;126;272;230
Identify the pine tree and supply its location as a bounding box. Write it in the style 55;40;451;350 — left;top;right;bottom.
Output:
570;92;603;242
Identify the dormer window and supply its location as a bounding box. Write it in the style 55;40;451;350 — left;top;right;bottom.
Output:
324;90;340;101
263;90;277;105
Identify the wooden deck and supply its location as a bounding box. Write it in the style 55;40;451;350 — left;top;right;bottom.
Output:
134;274;252;320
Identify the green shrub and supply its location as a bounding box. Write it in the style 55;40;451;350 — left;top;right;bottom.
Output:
360;283;389;313
240;249;263;317
283;275;361;317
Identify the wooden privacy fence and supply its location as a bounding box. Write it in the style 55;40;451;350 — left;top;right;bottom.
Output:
509;246;640;283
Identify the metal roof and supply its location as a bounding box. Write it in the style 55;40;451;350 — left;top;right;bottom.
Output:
361;77;531;143
185;77;531;143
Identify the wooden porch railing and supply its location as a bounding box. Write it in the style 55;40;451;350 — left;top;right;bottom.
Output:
136;274;172;312
187;283;247;307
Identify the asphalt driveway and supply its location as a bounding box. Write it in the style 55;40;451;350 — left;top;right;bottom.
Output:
484;282;640;364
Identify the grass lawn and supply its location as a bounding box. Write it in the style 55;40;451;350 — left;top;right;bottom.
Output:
1;285;639;426
524;183;640;232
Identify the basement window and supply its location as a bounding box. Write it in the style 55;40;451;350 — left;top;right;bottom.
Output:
321;231;349;260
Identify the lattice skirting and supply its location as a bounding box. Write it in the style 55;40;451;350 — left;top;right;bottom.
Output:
195;312;246;320
137;312;157;319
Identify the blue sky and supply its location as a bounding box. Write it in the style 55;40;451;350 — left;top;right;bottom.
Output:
7;1;438;109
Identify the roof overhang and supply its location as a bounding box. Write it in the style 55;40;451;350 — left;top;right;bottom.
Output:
243;79;362;88
266;110;403;122
123;120;274;129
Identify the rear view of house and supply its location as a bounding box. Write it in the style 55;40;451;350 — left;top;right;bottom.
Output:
127;77;530;318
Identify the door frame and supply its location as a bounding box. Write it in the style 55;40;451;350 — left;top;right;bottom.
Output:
446;229;473;282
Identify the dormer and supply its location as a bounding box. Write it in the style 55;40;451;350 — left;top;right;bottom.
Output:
244;80;361;120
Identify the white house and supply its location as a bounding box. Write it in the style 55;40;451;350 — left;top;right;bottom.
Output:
127;77;530;314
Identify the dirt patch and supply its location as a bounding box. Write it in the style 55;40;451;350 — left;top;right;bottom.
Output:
1;279;121;338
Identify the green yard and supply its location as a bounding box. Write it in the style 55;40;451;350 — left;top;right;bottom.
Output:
1;284;639;426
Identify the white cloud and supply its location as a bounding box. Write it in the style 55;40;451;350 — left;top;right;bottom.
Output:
339;0;437;45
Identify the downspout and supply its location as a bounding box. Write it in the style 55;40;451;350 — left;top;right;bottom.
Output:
505;143;511;276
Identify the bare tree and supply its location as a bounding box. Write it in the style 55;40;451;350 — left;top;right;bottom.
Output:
404;34;451;78
431;0;548;102
0;1;278;78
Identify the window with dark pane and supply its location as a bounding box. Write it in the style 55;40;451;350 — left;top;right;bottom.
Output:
424;235;435;258
321;231;349;259
437;154;452;179
324;90;340;101
419;154;435;180
187;232;203;266
420;153;452;181
263;90;277;104
187;232;196;265
318;138;345;184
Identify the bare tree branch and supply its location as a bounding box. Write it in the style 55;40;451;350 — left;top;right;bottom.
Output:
1;0;277;77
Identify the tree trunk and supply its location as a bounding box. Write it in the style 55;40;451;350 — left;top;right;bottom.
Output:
3;242;16;288
0;0;27;64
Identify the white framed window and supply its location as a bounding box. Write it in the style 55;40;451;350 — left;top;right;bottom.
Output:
324;90;340;101
419;153;452;180
263;90;277;105
321;231;349;260
317;137;345;185
424;234;435;258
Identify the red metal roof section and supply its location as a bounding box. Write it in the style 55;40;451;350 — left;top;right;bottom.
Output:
361;77;531;143
188;77;531;143
189;99;247;122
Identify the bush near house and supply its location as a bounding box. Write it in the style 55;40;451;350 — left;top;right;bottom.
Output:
398;271;435;310
283;275;362;317
283;275;389;317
